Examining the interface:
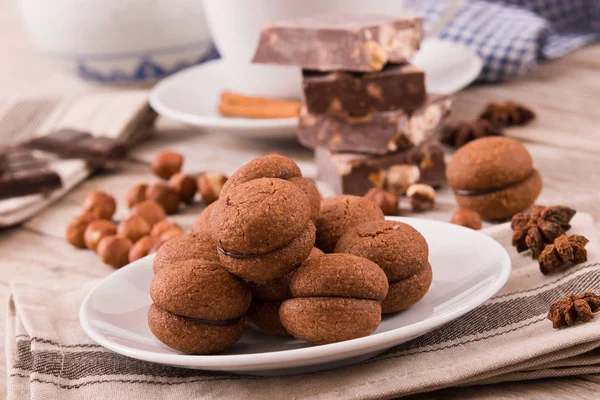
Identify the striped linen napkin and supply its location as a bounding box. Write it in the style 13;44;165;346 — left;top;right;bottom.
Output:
6;213;600;400
0;91;156;227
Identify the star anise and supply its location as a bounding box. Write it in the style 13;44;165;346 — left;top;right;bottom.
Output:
548;291;600;328
441;119;503;148
539;234;589;274
479;101;536;127
511;205;576;258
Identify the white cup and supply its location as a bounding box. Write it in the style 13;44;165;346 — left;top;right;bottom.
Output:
18;0;215;82
201;0;406;99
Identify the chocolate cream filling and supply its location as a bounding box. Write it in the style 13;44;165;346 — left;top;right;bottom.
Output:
218;247;275;259
181;315;242;326
453;170;534;196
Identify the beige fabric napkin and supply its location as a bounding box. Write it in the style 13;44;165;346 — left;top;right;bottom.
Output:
0;92;156;227
6;213;600;400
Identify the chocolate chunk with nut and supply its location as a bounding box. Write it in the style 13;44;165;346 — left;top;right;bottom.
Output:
299;95;451;155
302;63;425;117
315;141;446;196
252;14;423;71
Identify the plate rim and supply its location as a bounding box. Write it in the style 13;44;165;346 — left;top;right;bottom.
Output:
148;59;298;131
414;38;483;94
148;39;483;132
79;216;510;370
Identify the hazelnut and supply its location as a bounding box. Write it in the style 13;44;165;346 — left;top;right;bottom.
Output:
65;213;98;248
131;200;166;227
84;220;117;251
145;183;180;215
97;235;133;268
151;151;183;180
364;188;399;216
406;184;436;212
150;220;184;238
125;183;148;208
450;208;482;230
385;165;420;195
150;228;185;253
168;173;197;204
117;215;151;243
128;235;155;263
82;191;116;219
197;172;228;204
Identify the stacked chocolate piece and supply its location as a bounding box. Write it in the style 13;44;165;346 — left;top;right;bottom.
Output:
0;146;62;200
0;130;127;201
253;13;451;195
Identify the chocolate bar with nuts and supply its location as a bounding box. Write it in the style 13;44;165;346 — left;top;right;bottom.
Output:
298;94;452;156
25;129;128;169
302;63;425;117
252;14;423;71
0;147;62;200
316;141;446;196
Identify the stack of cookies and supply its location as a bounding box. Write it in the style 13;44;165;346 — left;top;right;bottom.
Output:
252;13;451;196
148;154;433;353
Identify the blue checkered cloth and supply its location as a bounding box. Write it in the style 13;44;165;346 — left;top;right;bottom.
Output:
415;0;600;81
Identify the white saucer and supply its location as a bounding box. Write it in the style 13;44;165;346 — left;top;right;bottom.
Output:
80;216;510;376
149;39;482;139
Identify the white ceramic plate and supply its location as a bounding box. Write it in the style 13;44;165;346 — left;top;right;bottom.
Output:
80;217;509;376
149;39;482;138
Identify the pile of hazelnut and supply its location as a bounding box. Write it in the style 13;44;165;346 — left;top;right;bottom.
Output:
362;165;437;216
65;150;229;268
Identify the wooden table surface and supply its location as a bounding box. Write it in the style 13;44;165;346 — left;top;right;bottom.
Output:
1;2;599;399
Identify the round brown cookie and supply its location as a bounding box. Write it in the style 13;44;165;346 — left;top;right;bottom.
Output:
245;300;289;336
447;137;534;191
218;222;315;282
316;195;385;253
447;137;542;220
210;178;311;255
288;177;321;224
148;304;244;354
150;260;250;320
153;232;219;273
247;247;322;301
290;254;388;301
248;274;292;302
335;220;429;282
309;247;324;259
381;263;433;314
191;202;216;236
220;154;302;197
280;297;381;344
454;170;542;221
